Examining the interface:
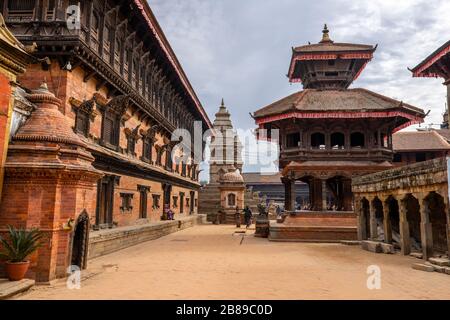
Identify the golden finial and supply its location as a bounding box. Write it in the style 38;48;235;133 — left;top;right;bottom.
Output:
320;24;333;43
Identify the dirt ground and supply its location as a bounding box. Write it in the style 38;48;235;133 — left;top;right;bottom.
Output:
17;224;450;300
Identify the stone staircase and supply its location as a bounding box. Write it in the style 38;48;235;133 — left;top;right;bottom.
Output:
198;184;221;222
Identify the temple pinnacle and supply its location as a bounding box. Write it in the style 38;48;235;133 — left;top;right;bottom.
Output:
320;23;333;43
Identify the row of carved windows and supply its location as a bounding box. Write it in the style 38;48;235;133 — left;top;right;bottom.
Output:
86;7;196;132
73;98;198;180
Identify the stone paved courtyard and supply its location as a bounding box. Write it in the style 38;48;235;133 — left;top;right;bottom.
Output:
17;225;450;300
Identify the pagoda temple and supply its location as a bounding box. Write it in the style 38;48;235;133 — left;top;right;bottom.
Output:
253;25;426;242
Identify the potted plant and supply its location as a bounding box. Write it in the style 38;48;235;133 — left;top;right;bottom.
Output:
0;226;43;281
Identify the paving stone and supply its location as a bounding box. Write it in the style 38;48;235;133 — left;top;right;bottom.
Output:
380;243;395;254
444;267;450;275
361;240;382;253
412;263;435;272
0;279;35;300
429;257;450;267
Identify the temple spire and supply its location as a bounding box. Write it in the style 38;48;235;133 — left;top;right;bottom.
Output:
320;24;333;44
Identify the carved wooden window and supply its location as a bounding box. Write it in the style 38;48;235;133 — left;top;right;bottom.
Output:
124;49;130;79
74;99;95;137
165;149;173;171
181;163;187;177
173;196;178;208
91;12;99;36
132;58;138;88
124;126;140;156
152;194;161;210
103;25;112;61
75;111;89;136
120;193;133;212
102;113;117;147
114;38;122;72
100;95;129;150
127;135;136;155
7;0;35;22
142;139;153;163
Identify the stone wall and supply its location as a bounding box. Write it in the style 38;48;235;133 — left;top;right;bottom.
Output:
88;215;206;259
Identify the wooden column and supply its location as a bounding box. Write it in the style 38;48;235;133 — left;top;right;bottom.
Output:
398;197;411;255
322;179;327;211
290;179;296;212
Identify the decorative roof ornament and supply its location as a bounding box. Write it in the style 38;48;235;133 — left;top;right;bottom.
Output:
319;24;333;44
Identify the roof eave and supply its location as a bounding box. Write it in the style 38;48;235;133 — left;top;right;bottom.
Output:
134;0;213;130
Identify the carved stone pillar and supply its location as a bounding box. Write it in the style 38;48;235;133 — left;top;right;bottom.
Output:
383;198;392;244
418;194;433;260
282;177;291;211
398;197;411;255
355;196;363;241
369;198;378;240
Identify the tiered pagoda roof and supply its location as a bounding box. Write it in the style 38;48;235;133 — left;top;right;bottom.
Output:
410;40;450;80
288;25;377;88
254;25;426;131
254;88;425;132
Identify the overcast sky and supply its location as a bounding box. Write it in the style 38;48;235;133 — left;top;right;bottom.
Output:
150;0;450;175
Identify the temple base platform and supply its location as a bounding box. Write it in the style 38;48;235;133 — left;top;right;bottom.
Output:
269;211;357;242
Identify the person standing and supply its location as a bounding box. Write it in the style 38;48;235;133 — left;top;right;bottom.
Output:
243;205;253;229
235;206;241;228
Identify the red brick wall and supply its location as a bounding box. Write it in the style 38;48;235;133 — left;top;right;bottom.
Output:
18;61;199;227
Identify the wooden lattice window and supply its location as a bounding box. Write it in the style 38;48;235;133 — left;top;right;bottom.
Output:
73;99;95;137
173;196;178;208
120;193;133;212
75;111;89;136
91;12;99;35
152;194;161;209
101;112;119;149
7;0;34;22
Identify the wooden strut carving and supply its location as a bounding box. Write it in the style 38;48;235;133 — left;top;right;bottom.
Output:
106;95;130;116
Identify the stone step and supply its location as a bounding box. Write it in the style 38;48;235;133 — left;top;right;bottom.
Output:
341;240;361;246
361;240;382;253
429;257;450;267
410;252;423;259
0;279;35;300
412;263;435;272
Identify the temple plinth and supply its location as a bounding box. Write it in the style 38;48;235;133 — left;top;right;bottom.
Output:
253;25;426;242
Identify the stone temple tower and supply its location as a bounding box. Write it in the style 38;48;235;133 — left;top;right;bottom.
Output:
209;99;243;183
199;99;244;222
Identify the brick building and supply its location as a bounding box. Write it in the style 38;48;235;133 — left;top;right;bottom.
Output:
0;1;212;282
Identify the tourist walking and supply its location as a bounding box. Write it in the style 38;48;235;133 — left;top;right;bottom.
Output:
243;206;253;229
